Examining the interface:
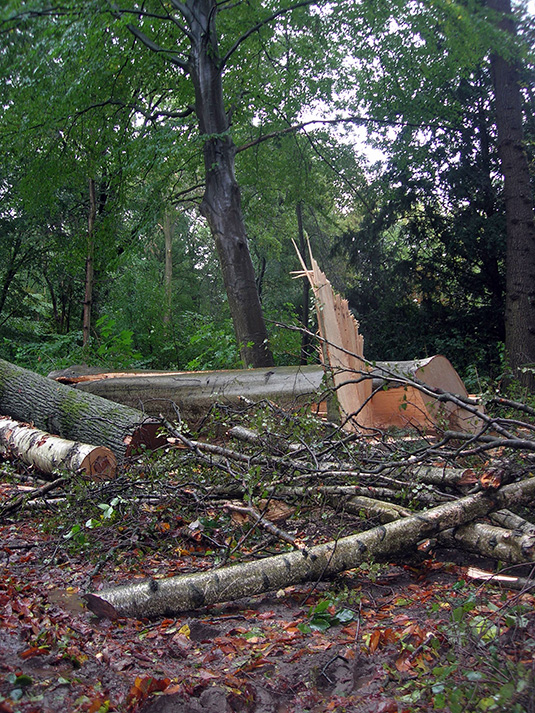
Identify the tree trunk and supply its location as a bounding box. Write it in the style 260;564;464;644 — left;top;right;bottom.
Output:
83;475;535;619
487;0;535;389
48;356;478;431
297;202;312;365
0;416;116;480
82;178;96;346
184;0;273;368
162;211;173;326
0;359;165;462
49;364;327;424
438;522;535;564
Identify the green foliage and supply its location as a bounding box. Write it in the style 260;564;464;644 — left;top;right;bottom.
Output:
0;329;86;375
394;590;535;712
181;313;241;371
1;0;534;379
299;594;359;633
93;315;144;369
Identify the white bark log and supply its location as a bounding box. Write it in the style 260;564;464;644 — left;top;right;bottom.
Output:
0;417;116;480
438;522;535;563
83;476;535;619
0;358;164;461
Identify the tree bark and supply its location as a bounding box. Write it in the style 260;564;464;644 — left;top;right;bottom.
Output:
0;417;116;480
487;0;535;389
438;521;535;564
48;357;478;431
181;0;273;368
82;178;96;347
83;476;535;619
162;211;173;327
0;359;165;461
49;364;327;423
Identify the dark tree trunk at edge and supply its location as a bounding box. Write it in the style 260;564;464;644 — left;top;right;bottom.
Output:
82;178;96;347
487;0;535;390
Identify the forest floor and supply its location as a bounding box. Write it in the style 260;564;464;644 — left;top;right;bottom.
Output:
1;407;535;713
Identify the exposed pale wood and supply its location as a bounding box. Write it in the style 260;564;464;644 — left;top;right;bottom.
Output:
293;244;483;434
293;242;373;430
0;417;116;480
466;567;535;591
48;357;482;433
83;476;535;619
371;357;482;433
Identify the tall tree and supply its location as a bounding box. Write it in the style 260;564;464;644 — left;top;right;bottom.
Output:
487;0;535;388
164;0;273;367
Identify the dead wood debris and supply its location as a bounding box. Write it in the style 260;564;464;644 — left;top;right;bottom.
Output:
77;381;535;618
3;370;535;617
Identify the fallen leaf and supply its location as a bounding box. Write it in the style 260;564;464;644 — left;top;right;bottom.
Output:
457;469;478;485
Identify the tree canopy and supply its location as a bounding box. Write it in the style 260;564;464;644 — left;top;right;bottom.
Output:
0;0;534;384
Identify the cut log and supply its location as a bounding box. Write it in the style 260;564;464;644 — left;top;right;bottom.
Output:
490;509;535;535
83;475;535;619
49;364;330;424
438;522;535;564
0;358;165;462
0;417;116;480
370;356;483;433
293;242;484;434
333;494;412;523
48;359;479;433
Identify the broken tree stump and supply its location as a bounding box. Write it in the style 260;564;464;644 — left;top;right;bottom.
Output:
0;358;165;462
293;242;484;434
0;417;116;479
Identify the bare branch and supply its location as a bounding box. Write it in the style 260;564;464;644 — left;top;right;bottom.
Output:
126;23;188;71
236;115;451;154
220;0;320;69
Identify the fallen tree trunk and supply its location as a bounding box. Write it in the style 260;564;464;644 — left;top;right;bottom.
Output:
48;359;479;432
489;509;535;535
83;475;535;619
0;359;165;461
438;522;535;564
49;364;330;423
0;417;116;479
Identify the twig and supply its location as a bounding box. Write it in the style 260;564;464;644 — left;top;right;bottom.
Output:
223;501;302;550
1;476;68;517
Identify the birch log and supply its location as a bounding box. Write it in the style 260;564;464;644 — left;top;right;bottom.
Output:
438;522;535;563
0;358;165;461
0;417;116;479
83;476;535;619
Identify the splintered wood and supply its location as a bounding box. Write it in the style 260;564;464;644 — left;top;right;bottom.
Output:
293;241;373;430
293;242;483;434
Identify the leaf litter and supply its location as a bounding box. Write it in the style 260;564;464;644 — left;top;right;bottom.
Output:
1;408;535;712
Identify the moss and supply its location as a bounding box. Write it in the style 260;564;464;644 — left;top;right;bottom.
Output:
59;391;92;431
0;358;15;400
